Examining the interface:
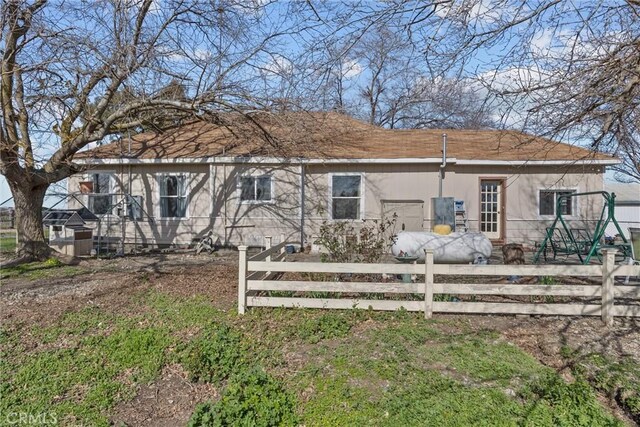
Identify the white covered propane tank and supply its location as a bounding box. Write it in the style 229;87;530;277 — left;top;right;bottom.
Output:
392;231;492;263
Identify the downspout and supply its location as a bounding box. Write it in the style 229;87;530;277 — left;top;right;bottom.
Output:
223;162;228;246
209;161;215;236
438;133;447;198
300;161;305;248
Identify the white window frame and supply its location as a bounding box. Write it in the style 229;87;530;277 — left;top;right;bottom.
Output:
238;174;274;205
328;172;365;220
157;173;190;219
537;188;579;218
86;171;116;216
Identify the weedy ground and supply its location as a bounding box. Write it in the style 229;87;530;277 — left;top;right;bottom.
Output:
0;253;638;426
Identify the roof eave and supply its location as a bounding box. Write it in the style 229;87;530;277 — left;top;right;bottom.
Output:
75;156;620;166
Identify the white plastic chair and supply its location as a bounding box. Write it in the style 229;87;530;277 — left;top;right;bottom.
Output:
625;227;640;284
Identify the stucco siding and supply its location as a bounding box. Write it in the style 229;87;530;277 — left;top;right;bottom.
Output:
68;161;605;249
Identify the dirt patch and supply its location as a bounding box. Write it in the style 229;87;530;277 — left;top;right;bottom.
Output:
0;252;238;329
432;315;640;368
111;364;218;427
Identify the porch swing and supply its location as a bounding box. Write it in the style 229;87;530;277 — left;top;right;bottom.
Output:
533;191;631;264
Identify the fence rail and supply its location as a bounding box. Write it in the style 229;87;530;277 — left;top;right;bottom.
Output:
238;242;640;325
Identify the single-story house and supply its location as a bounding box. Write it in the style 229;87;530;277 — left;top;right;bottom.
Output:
69;112;618;249
604;181;640;239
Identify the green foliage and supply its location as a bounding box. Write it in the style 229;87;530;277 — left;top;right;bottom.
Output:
293;317;622;426
44;257;63;267
565;351;640;423
422;335;545;386
382;371;526;426
295;313;353;343
181;323;244;384
188;368;298;427
316;214;397;263
539;275;557;285
523;373;622;426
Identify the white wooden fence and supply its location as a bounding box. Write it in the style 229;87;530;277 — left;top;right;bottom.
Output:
238;241;640;325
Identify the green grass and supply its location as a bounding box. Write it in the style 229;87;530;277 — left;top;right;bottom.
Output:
561;346;640;423
0;292;221;426
276;316;622;426
1;289;631;426
0;235;17;253
0;258;84;281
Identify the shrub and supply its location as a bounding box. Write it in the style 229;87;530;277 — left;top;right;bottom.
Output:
181;323;244;384
316;215;397;263
188;367;298;427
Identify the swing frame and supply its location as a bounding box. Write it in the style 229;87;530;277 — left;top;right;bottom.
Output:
533;191;631;264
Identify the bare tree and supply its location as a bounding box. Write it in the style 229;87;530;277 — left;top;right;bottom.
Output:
0;0;303;263
399;78;496;129
312;22;496;130
352;25;415;127
311;1;639;178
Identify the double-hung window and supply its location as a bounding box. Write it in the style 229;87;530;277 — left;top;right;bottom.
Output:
240;176;272;203
539;190;576;216
331;174;362;220
88;173;114;215
159;174;188;218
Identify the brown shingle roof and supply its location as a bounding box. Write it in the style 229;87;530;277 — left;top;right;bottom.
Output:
78;112;615;162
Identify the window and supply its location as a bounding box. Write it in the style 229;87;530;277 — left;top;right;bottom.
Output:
240;176;272;202
159;174;188;218
539;190;576;216
88;173;113;215
127;195;144;220
331;175;362;220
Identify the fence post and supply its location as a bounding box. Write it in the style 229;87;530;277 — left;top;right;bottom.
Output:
424;249;434;319
264;236;272;262
601;249;615;326
238;245;248;315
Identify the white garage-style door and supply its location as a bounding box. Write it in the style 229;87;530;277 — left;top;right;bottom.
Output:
381;200;424;233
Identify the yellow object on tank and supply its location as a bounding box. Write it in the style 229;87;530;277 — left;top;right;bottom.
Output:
433;224;452;235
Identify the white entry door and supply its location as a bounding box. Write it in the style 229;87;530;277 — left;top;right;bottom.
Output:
480;180;504;240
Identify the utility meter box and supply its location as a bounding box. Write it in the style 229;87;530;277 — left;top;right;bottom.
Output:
431;197;456;231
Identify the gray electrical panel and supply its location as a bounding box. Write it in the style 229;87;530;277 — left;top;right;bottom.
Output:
431;197;455;231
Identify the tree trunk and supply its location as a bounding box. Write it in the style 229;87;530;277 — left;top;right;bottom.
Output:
8;179;52;260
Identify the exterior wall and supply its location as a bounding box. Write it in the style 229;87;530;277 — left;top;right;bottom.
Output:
448;164;605;245
68;161;605;249
304;163;605;247
68;162;302;248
